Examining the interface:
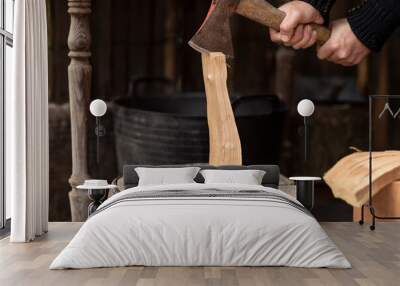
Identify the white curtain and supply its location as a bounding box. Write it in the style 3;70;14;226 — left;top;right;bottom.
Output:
7;0;49;242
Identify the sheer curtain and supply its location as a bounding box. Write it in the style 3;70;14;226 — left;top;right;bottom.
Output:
7;0;49;242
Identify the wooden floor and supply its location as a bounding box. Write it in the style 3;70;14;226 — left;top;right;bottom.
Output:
0;222;399;286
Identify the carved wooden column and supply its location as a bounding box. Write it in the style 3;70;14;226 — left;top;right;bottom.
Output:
67;0;91;222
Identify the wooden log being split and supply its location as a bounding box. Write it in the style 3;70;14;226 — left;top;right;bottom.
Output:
353;181;400;221
324;151;400;207
201;52;242;166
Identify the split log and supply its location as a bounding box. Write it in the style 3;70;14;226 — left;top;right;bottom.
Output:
324;151;400;207
201;52;242;166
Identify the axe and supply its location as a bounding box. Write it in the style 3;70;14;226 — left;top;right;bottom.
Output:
189;0;331;58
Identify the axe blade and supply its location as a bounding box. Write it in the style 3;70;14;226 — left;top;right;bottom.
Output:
189;0;238;58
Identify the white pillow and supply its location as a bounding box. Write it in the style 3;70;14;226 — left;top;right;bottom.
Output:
135;167;201;186
200;169;266;185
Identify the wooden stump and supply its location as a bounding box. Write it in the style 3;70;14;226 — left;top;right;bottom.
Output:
201;52;242;166
353;181;400;222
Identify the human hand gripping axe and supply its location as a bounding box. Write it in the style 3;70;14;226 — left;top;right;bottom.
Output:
188;0;330;166
189;0;331;58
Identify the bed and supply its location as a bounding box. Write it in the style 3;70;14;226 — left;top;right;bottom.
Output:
50;164;350;269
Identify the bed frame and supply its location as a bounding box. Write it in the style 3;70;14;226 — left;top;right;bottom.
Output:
123;164;280;190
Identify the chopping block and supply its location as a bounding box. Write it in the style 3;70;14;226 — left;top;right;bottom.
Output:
353;181;400;222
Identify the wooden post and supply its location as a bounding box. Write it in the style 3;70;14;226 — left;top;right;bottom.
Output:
275;47;295;172
357;58;369;95
67;0;91;222
275;47;295;109
201;53;242;166
373;44;389;149
164;0;177;81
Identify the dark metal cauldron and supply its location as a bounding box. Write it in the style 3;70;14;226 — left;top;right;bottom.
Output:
112;79;287;172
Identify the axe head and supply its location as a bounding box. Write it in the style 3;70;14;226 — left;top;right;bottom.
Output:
189;0;239;59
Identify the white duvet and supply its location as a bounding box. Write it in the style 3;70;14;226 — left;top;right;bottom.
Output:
50;183;351;269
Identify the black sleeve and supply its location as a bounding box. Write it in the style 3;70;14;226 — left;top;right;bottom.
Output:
301;0;337;23
347;0;400;52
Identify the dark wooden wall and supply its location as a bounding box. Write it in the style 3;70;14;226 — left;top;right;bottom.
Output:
47;0;364;103
48;0;277;103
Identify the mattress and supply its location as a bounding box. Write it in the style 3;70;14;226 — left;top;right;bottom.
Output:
50;183;351;269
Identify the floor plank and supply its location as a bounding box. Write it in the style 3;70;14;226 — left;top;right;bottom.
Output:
0;222;399;286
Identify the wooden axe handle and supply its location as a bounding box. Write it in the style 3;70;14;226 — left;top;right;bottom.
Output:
236;0;330;45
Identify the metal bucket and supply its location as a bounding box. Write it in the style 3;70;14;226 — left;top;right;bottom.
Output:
112;78;287;172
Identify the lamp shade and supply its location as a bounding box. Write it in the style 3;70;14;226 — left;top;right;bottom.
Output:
90;99;107;117
297;99;315;117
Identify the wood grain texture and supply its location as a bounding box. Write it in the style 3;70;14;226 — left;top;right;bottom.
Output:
354;181;400;221
275;47;295;107
324;151;400;207
357;58;369;95
164;0;178;81
236;0;330;45
373;47;390;149
1;222;400;286
67;0;92;222
201;52;242;165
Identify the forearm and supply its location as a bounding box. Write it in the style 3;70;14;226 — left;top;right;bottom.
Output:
347;0;400;52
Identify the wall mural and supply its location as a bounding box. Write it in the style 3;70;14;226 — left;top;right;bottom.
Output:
45;0;400;223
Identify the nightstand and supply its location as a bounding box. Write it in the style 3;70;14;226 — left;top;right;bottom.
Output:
289;177;321;210
77;180;117;216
